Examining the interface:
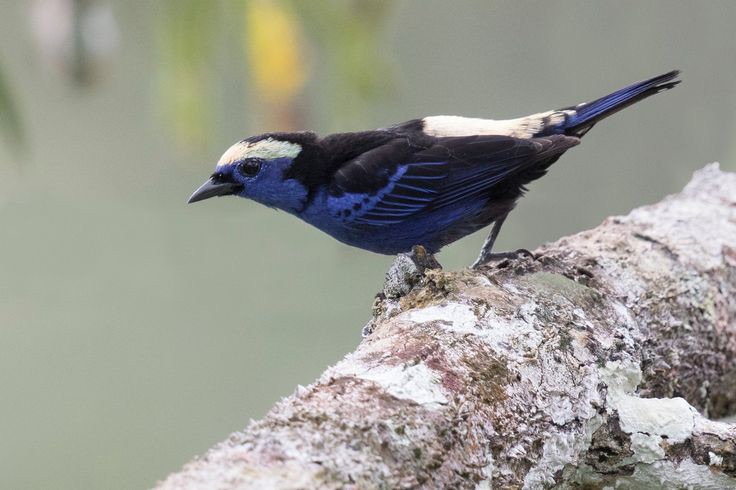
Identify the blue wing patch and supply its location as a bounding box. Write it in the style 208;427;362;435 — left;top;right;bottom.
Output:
327;161;447;226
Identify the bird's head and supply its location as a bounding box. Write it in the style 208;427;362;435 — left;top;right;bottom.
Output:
188;133;318;213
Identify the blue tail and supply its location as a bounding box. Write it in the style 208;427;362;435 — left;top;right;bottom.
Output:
561;70;680;137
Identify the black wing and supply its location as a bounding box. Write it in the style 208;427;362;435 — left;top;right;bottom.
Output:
326;134;579;226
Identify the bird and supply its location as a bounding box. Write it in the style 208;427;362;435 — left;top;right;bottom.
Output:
189;70;680;268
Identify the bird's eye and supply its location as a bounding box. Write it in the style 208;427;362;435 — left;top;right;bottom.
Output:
238;158;262;177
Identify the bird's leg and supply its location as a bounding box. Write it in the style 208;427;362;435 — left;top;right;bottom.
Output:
471;215;533;269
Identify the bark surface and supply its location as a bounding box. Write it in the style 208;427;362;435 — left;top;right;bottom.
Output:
158;164;736;489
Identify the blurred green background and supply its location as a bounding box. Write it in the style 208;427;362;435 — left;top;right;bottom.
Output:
0;1;734;488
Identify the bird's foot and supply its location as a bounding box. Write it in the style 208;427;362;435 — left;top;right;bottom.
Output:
363;246;442;338
471;248;535;269
383;245;442;299
406;245;442;271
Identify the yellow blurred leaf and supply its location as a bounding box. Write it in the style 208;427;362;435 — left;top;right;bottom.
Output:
244;0;309;104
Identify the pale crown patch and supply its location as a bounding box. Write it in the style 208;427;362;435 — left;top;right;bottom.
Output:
217;138;302;168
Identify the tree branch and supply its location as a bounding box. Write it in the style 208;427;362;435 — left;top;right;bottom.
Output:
157;163;736;489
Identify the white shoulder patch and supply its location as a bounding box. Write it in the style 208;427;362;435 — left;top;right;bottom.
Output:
217;138;302;168
422;111;572;139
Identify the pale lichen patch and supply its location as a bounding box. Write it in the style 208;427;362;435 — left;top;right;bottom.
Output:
617;396;696;443
625;458;736;489
602;360;696;443
404;303;478;331
709;451;724;467
627;433;665;464
331;360;448;408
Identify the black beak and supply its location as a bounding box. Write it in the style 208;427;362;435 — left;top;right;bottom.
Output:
188;178;243;204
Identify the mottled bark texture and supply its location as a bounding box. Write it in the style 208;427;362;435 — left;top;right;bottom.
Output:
158;164;736;489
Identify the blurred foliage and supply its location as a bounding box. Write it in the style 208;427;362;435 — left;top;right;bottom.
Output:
0;60;24;153
29;0;119;87
292;0;395;130
156;0;394;152
244;1;307;103
157;0;219;150
71;0;93;85
244;0;309;131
